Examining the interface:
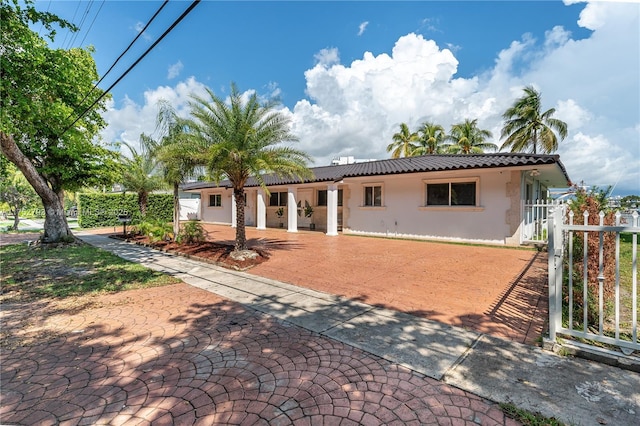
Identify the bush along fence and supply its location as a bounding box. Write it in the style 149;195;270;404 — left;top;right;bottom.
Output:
548;205;639;355
77;193;173;228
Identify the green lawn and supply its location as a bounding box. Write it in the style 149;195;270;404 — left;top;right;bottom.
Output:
0;243;179;302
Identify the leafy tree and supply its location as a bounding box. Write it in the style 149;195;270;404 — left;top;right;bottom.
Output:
120;141;166;217
387;123;419;158
414;121;447;155
0;163;39;230
185;83;312;252
446;119;497;154
0;0;118;242
500;85;568;154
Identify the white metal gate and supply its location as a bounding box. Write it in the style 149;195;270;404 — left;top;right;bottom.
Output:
548;207;639;354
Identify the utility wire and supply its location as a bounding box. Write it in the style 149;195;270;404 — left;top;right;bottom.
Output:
67;0;94;48
60;1;81;47
78;0;106;47
62;0;201;136
69;0;169;122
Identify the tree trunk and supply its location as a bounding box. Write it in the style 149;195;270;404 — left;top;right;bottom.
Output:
1;132;73;242
173;182;180;239
234;188;246;252
11;207;20;231
138;191;147;217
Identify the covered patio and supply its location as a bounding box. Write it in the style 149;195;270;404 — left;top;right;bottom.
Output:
201;224;548;345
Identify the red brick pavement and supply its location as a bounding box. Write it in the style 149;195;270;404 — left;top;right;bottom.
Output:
1;284;522;425
199;225;549;345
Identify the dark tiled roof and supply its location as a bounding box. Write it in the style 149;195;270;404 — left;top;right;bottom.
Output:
181;153;570;190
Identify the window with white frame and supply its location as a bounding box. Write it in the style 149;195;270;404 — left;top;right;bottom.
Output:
425;179;478;206
363;184;382;207
209;193;222;207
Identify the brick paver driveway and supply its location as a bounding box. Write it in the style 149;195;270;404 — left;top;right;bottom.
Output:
1;283;520;425
203;225;548;345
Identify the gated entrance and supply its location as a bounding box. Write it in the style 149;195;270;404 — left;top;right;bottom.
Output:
547;206;639;354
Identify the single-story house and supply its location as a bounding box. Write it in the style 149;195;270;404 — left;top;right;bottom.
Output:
181;153;570;246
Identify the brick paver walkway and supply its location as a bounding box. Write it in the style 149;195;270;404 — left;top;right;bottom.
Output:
1;283;521;425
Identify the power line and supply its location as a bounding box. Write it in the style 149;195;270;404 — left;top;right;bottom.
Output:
62;0;201;136
78;0;106;47
67;0;94;48
69;0;169;122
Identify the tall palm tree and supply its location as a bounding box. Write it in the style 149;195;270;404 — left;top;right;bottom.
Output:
414;121;447;155
120;141;166;217
500;85;568;154
387;123;419;158
186;83;313;252
446;119;497;154
146;101;203;238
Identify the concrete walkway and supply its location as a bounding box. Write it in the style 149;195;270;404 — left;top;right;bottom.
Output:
69;233;640;426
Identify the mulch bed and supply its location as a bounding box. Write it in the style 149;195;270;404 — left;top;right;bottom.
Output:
110;233;269;271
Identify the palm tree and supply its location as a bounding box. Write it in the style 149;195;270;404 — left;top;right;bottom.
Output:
500;85;568;154
120;141;166;217
146;101;203;238
414;121;447;155
387;123;419;158
185;83;313;252
446;119;497;154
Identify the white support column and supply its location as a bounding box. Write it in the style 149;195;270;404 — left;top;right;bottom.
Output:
231;192;237;228
326;183;339;236
287;187;298;232
256;189;266;230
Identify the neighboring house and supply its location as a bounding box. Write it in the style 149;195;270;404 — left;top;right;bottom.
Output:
181;153;570;246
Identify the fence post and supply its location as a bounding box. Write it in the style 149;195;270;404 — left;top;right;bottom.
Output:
548;209;557;342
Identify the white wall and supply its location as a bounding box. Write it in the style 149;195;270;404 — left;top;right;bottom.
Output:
343;169;517;244
179;199;200;220
200;189;233;225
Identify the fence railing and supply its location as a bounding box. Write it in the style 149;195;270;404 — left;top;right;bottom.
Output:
521;199;563;244
548;207;639;354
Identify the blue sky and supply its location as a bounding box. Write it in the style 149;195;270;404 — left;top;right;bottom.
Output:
36;0;639;196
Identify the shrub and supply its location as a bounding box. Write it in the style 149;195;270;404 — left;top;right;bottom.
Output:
176;220;206;244
77;193;172;228
131;217;173;243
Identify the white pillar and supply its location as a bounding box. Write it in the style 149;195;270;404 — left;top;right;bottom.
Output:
326;183;339;236
257;189;266;230
231;192;237;228
287;187;298;232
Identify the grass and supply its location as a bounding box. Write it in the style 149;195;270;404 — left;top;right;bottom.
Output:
500;403;567;426
0;242;179;302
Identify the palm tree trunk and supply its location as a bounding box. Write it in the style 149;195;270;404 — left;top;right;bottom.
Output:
234;188;246;251
139;191;147;217
173;182;180;239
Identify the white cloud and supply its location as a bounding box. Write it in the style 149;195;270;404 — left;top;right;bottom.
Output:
555;99;591;130
167;61;183;79
133;21;152;41
358;21;369;36
101;1;640;195
313;48;340;67
101;77;208;153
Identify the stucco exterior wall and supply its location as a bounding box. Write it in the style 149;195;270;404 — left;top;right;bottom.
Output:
200;189;233;225
342;169;518;245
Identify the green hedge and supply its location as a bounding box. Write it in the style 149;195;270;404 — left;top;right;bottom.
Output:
77;193;173;228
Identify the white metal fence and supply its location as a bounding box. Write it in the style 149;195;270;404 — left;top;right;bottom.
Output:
521;199;562;244
548;206;639;354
